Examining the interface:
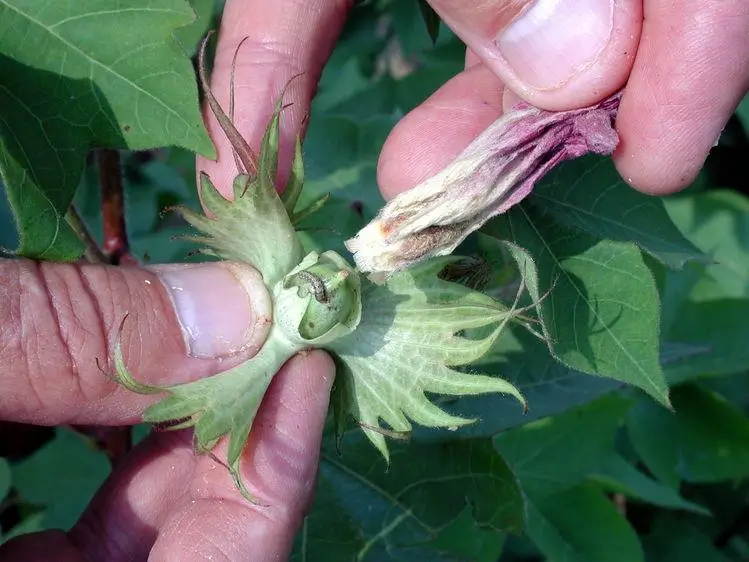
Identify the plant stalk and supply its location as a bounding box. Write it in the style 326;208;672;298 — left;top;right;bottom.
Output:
97;149;136;266
65;205;108;263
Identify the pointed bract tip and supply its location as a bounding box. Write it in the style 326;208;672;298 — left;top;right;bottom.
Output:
230;467;267;507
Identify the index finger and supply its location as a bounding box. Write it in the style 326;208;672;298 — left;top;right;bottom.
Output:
197;0;353;197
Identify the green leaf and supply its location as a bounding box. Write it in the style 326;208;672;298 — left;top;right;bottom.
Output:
704;371;749;417
665;190;749;300
493;394;632;498
526;483;644;562
11;429;110;531
428;507;506;562
664;299;749;384
312;436;522;560
302;114;388;214
0;512;46;544
174;0;216;55
653;258;704;335
312;58;372;114
627;385;749;484
0;458;10;501
291;475;366;561
0;0;213;260
530;156;705;269
484;219;669;405
0;182;18;250
625;396;681;488
329;257;526;459
591;455;710;515
294;114;388;253
0;125;86;259
642;518;733;562
415;0;441;46
736;93;749;134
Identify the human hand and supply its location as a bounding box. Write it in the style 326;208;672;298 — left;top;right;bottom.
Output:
197;0;748;206
0;259;335;561
4;0;747;558
380;0;749;198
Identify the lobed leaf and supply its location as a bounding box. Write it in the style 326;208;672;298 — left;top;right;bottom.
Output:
591;455;710;516
664;190;749;300
328;257;527;459
493;394;632;498
526;484;644;562
484;211;670;406
0;0;213;260
11;429;109;531
626;385;749;485
664;299;749;384
643;519;734;562
415;0;441;45
298;434;523;560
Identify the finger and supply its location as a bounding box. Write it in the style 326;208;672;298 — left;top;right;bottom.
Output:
613;0;749;194
0;259;272;425
429;0;642;109
0;431;198;561
149;350;335;562
466;48;523;109
0;531;83;562
197;0;353;196
8;352;333;561
378;63;506;199
377;0;643;198
68;430;196;562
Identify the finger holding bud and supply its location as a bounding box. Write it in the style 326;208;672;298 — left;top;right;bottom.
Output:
345;92;622;275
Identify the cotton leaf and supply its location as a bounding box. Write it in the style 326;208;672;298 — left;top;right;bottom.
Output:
328;258;527;460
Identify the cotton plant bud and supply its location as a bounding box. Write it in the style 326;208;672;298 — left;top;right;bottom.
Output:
275;250;362;344
345;93;622;275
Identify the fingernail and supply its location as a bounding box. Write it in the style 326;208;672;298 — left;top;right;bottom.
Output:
153;263;272;359
497;0;613;89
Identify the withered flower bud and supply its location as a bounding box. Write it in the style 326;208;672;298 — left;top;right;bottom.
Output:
345;92;622;275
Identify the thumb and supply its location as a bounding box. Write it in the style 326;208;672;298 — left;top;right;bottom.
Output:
430;0;643;110
0;259;272;426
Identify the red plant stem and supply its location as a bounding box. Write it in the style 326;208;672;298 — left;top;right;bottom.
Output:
97;149;137;266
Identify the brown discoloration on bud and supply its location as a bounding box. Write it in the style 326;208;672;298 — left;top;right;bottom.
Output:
396;225;467;263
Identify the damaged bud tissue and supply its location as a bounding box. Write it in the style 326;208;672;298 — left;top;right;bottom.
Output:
345;92;622;275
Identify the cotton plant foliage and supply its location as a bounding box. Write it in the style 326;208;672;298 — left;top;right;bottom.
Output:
114;36;626;500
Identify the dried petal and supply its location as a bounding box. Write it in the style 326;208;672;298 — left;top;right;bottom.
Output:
346;92;622;274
